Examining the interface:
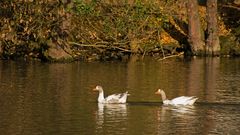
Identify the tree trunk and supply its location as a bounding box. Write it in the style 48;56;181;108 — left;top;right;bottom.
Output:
45;0;73;61
187;0;205;56
206;0;220;56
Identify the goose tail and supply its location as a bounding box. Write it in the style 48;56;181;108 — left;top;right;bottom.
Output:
125;91;130;96
188;97;198;105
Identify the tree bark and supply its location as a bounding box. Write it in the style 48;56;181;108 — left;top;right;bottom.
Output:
45;0;73;61
187;0;205;56
206;0;220;56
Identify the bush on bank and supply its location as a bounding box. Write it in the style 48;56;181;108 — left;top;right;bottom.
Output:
0;0;239;62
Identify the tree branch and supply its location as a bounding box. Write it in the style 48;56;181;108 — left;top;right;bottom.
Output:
69;41;132;52
158;52;184;61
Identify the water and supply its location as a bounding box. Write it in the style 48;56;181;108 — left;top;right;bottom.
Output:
1;57;240;135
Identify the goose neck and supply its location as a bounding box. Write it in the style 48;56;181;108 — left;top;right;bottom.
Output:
98;91;105;102
160;90;167;101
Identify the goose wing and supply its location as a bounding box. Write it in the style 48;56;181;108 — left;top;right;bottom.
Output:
171;96;197;105
105;92;128;103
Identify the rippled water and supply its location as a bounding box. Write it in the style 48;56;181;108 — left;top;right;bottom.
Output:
1;57;240;135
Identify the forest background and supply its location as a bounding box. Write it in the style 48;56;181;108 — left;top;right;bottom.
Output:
0;0;239;62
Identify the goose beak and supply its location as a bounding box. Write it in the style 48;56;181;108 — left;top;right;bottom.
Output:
93;88;98;91
155;91;160;95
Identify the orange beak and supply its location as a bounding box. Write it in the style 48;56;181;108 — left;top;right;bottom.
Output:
155;91;160;95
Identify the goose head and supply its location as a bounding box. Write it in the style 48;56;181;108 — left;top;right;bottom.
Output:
93;85;103;92
155;89;163;95
155;89;167;101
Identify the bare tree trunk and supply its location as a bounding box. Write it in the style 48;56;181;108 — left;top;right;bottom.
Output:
187;0;205;56
206;0;220;56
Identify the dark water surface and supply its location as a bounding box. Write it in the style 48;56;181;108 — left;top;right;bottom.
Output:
1;57;240;135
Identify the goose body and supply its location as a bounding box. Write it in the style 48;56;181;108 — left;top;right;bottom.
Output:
155;89;198;105
93;85;129;104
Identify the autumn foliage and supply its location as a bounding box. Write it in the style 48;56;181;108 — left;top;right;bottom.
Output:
0;0;239;61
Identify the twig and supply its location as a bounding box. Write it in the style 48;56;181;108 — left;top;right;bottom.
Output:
69;42;132;52
158;52;184;61
137;16;150;32
221;5;240;11
69;42;108;47
86;18;117;42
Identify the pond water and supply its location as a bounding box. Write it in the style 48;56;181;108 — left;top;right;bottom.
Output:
1;57;240;135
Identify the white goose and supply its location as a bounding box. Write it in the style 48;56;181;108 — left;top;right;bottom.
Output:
155;89;198;106
93;85;129;104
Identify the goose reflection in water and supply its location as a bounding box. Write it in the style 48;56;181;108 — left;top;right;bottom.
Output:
157;105;198;134
96;103;128;129
158;105;196;121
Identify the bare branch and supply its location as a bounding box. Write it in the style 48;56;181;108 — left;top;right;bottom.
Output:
69;41;132;52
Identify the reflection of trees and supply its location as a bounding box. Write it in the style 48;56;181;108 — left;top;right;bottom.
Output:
0;61;40;135
203;58;219;102
126;56;168;102
186;58;220;102
0;62;75;135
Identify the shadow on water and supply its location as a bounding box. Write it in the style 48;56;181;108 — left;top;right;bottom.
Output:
128;101;240;106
